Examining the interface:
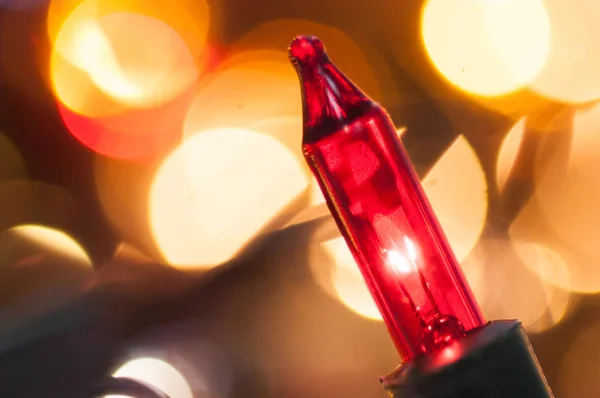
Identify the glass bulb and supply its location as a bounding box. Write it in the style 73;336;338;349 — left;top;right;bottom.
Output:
290;35;485;362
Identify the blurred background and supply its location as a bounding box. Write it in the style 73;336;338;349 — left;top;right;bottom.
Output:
0;0;598;396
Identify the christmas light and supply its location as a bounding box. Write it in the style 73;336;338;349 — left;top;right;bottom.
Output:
289;35;554;398
289;35;485;362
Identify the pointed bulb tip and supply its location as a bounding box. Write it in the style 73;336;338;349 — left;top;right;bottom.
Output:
288;35;326;68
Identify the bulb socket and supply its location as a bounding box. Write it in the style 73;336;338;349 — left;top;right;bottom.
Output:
382;320;554;398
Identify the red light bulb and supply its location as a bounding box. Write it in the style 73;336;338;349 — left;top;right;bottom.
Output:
289;36;486;362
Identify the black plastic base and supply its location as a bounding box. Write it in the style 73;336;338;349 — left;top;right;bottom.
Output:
381;320;554;398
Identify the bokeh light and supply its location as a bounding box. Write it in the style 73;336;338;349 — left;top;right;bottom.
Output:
48;0;207;159
463;239;570;333
0;224;92;307
47;0;210;61
421;0;550;96
311;135;487;320
112;327;234;398
52;7;198;110
531;0;600;103
150;128;308;268
108;357;193;398
10;224;90;264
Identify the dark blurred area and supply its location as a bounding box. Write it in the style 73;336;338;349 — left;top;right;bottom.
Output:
0;0;599;396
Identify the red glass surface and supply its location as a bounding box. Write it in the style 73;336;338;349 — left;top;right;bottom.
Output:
289;36;485;361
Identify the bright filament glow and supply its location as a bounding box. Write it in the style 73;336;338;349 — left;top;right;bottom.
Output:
290;35;485;361
387;249;414;274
